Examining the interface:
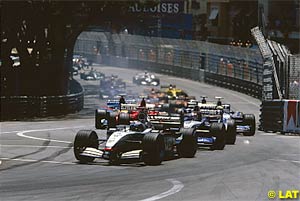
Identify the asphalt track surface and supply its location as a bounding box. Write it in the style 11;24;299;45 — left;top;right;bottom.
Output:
1;65;299;201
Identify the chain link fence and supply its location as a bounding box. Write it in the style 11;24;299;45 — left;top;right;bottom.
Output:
75;32;265;98
289;54;300;99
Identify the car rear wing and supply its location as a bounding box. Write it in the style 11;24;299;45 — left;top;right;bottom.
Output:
160;84;176;89
107;100;120;109
148;112;183;131
187;100;199;109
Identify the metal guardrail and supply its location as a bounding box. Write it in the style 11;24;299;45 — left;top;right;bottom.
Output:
0;79;84;120
259;100;284;132
75;32;264;98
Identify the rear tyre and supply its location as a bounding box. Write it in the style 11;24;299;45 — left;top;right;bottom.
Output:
226;119;237;144
108;112;117;128
118;112;130;125
74;130;99;163
109;152;120;165
243;114;256;136
177;128;197;158
210;123;226;150
142;133;165;165
95;109;108;129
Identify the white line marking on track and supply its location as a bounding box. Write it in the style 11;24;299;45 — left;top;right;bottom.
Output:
269;159;300;164
0;145;72;149
260;133;277;136
16;126;85;144
243;140;250;144
276;135;300;139
279;153;300;156
140;179;184;201
0;157;74;165
0;130;23;134
0;125;92;135
0;160;2;165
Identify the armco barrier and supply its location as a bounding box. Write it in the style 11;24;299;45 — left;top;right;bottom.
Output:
0;79;84;120
259;100;284;132
204;72;262;98
104;55;261;98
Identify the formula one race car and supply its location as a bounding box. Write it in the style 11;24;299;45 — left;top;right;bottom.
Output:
161;84;188;100
183;106;236;149
225;110;256;136
189;97;256;137
213;97;256;136
80;69;104;80
95;102;160;130
74;112;197;165
99;76;126;99
133;72;160;86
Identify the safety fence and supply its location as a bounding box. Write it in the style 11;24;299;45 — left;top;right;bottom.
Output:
0;79;84;120
289;54;300;100
75;32;264;98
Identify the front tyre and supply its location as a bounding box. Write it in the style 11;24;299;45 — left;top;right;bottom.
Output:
210;123;226;150
142;133;165;165
74;130;99;163
177;128;197;158
243;114;256;136
226;119;237;144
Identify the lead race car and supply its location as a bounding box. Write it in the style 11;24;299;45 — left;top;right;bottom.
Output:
215;97;256;136
74;112;197;165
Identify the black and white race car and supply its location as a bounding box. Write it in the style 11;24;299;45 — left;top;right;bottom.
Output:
73;112;197;165
133;72;160;86
80;69;105;80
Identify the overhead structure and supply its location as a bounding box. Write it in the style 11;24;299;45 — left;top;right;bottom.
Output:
251;26;287;100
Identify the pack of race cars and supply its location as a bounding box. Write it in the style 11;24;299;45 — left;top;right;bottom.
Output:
73;72;256;166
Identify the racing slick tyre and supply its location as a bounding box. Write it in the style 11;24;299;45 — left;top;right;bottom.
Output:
142;133;165;165
210;123;226;150
108;152;121;165
74;130;99;163
108;112;118;128
119;112;130;125
226;119;237;145
177;128;197;158
95;109;108;129
243;114;256;136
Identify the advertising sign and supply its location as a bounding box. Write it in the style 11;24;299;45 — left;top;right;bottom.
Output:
283;100;300;133
129;1;184;15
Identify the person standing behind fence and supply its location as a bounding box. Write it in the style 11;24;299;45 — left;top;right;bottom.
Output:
140;97;146;107
227;60;233;77
219;58;225;75
119;96;126;110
